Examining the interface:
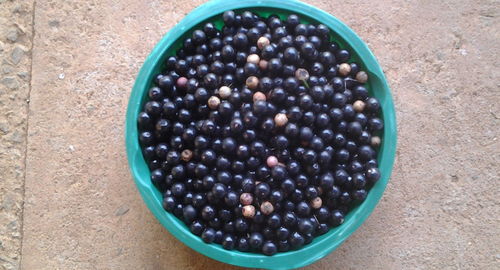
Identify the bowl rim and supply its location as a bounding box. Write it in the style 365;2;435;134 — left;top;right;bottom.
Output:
125;0;397;269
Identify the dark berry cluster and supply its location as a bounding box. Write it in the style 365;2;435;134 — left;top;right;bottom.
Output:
137;10;383;256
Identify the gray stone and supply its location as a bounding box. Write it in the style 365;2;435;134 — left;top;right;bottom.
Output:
6;29;18;42
48;20;60;27
7;220;18;231
9;131;24;143
2;195;15;211
0;77;18;89
1;65;13;74
12;4;22;13
11;47;24;65
0;122;9;134
17;71;29;80
115;205;130;216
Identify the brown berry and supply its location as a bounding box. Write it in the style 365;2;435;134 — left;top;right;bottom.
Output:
257;37;270;50
253;91;266;102
207;96;220;109
260;201;274;215
353;100;366;112
259;60;268;70
310;197;322;209
246;76;259;90
240;192;254;205
218;86;231;99
247;54;260;64
176;77;188;88
181;149;193;162
295;68;309;81
266;156;279;167
242;205;256;218
356;71;368;83
338;63;351;76
371;136;381;147
274;113;288;127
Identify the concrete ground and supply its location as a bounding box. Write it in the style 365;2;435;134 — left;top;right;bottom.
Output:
0;0;498;269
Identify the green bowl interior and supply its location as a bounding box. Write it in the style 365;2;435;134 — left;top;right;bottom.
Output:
126;0;397;269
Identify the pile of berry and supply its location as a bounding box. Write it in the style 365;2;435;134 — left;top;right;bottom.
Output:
137;10;383;255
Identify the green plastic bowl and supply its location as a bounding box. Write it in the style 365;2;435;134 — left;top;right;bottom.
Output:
126;0;397;269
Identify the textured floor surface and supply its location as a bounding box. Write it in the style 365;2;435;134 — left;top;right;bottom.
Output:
0;0;499;269
0;1;33;269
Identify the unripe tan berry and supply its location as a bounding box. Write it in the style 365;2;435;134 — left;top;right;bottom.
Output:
338;63;351;76
356;71;368;83
371;136;381;147
257;37;270;50
259;60;268;70
247;54;260;64
218;86;231;99
242;205;256;218
274;113;288;127
246;76;259;90
176;77;188;88
253;91;266;102
310;197;322;209
181;149;193;162
266;156;279;168
353;100;366;112
240;192;254;205
295;68;309;81
260;201;274;215
207;96;220;109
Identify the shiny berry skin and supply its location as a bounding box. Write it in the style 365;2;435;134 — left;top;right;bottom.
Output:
366;167;381;183
222;137;237;154
368;117;384;131
352;173;367;188
262;241;278;256
271;166;287;181
235;218;249;233
201;228;216;243
283;47;300;64
183;205;197;223
339;191;352;205
366;97;381;112
268;58;283;74
280;178;295;194
249;232;264;249
352;189;368;201
212;183;227;199
190;220;205;236
253;100;268;116
329;210;345;226
236;144;250;159
296;201;311;217
255;182;271;199
222;234;236;250
267;213;282;229
336;49;350;62
289;232;305;248
358;145;375;161
297;218;314;234
237;237;251;251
